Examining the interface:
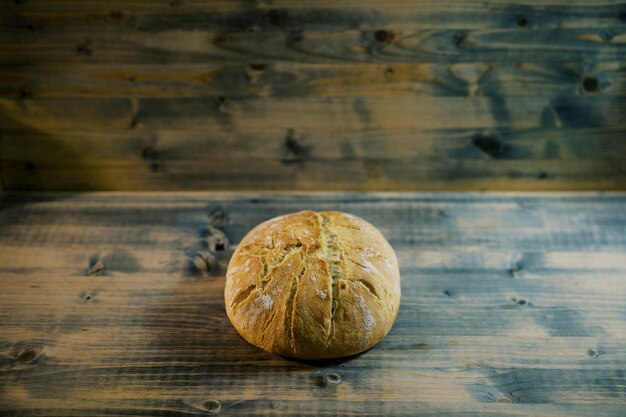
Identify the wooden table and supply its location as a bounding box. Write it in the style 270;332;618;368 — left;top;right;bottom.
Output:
1;193;624;416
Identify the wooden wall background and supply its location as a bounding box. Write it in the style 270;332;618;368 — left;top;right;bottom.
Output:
0;0;625;191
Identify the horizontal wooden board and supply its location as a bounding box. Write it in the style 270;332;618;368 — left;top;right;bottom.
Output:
1;26;625;66
3;2;625;29
0;192;625;416
5;96;625;132
3;159;626;192
1;62;625;99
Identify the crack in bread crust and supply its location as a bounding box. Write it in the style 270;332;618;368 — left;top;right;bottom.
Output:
356;279;381;301
258;242;303;291
230;284;257;309
318;213;343;344
259;307;278;346
285;260;306;352
346;258;383;301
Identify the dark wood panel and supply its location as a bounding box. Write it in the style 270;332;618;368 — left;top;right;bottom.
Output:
3;1;624;34
2;158;626;191
3;126;625;160
1;62;625;99
2;95;625;131
0;0;625;191
1;26;625;66
1;1;625;66
0;192;625;416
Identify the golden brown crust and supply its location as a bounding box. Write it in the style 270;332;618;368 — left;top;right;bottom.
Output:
224;210;401;359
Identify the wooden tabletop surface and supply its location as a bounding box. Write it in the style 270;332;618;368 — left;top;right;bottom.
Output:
0;192;625;416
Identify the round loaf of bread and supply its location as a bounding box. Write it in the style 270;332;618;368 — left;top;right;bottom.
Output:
224;210;401;359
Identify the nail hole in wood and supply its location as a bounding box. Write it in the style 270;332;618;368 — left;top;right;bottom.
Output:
19;88;33;99
317;373;341;387
16;349;38;362
18;20;38;31
582;77;598;93
282;129;307;165
142;145;158;160
472;134;509;159
285;136;301;156
89;261;105;276
374;30;393;43
266;9;286;27
453;33;466;47
76;40;93;56
201;399;221;413
516;15;528;27
326;373;341;384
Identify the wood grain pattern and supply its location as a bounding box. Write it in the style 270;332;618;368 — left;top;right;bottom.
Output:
0;192;625;416
0;0;625;191
2;62;626;99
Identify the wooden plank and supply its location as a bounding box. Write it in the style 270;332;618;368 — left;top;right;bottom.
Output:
1;62;625;99
1;26;625;66
2;158;626;192
5;95;626;132
2;0;625;66
1;125;624;182
3;1;623;31
3;0;623;11
2;125;626;159
0;193;625;416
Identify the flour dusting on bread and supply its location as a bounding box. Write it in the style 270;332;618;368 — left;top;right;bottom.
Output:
258;293;274;310
358;295;375;332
